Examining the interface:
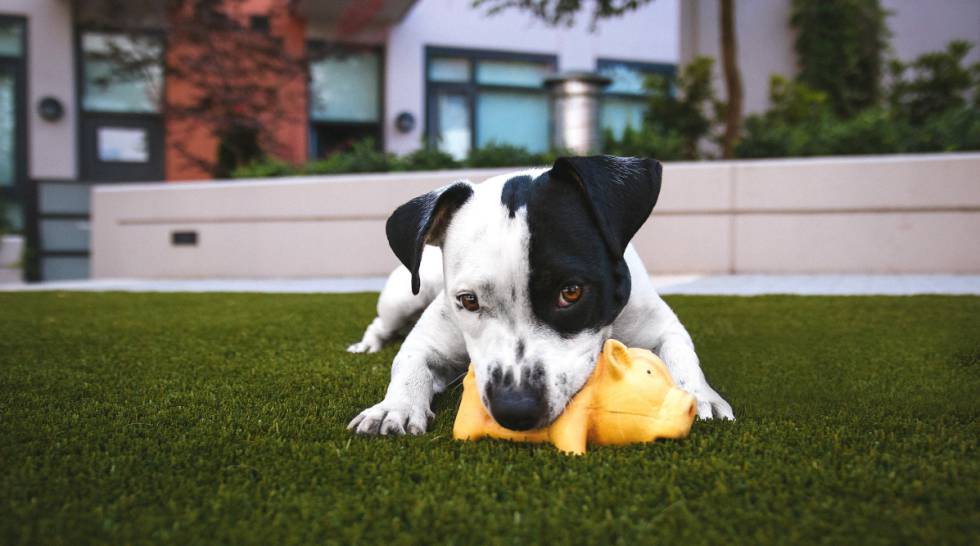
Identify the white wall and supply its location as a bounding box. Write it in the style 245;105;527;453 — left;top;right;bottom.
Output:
383;0;679;154
884;0;980;64
0;0;76;179
681;0;980;115
91;153;980;279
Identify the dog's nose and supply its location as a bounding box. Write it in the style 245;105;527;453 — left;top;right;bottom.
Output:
488;386;546;431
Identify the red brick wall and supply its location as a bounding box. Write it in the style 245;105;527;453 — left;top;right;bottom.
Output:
164;0;308;181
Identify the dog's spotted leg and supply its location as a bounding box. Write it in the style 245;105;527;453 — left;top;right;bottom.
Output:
348;293;467;435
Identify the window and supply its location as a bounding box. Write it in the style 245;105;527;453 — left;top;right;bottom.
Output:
308;44;383;158
0;18;24;57
426;48;555;160
78;30;165;181
0;17;26;232
81;32;163;114
597;60;676;140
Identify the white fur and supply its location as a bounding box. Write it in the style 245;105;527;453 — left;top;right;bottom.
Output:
347;171;734;436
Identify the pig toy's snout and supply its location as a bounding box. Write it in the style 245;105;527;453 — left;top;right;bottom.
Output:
655;387;698;438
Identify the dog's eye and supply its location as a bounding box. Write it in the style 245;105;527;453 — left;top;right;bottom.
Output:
557;284;583;308
457;292;480;312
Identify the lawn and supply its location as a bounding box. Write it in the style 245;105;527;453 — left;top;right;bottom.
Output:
0;292;977;545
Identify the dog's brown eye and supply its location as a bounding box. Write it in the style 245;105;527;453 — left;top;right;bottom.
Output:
458;293;480;312
558;284;583;307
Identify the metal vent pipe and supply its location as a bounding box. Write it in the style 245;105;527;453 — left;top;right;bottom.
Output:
544;72;611;155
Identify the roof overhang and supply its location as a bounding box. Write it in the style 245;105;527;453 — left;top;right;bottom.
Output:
298;0;418;29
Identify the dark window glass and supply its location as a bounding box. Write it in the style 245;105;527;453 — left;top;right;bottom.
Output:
308;45;383;158
426;49;555;160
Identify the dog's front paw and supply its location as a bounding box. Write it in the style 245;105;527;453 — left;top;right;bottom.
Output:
347;400;434;436
346;340;381;354
687;384;735;421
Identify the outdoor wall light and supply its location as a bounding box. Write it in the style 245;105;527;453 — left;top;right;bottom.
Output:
395;112;416;133
38;97;65;122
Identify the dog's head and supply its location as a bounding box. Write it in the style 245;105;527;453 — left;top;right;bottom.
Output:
386;156;662;430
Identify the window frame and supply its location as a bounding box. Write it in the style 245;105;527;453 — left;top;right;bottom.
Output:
0;15;28;226
424;46;557;156
306;41;385;158
74;26;167;182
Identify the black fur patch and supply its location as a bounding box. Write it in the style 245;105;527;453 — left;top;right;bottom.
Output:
387;181;473;295
517;156;662;335
501;174;532;218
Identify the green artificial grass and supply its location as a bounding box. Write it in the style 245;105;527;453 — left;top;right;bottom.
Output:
0;292;977;545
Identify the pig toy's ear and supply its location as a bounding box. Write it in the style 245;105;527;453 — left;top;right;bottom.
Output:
603;339;633;380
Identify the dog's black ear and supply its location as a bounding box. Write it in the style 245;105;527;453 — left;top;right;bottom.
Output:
550;155;662;258
386;181;474;295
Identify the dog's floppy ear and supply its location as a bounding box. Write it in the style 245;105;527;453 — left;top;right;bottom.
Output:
386;181;474;295
551;155;662;259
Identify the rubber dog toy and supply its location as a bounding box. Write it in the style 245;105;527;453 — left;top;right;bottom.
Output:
453;339;697;454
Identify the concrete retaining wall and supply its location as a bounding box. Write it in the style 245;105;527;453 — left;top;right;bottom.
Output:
91;153;980;278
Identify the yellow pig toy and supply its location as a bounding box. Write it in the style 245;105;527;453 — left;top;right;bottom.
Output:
453;339;697;454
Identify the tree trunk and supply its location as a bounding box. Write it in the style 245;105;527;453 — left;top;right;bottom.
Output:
719;0;742;158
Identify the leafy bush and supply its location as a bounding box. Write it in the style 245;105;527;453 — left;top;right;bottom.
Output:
464;142;546;168
300;139;396;175
232;159;298;179
232;140;560;179
601;125;688;160
737;44;980;159
888;40;977;126
393;146;461;171
790;0;890;117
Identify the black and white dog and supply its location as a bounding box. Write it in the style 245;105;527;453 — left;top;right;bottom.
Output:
347;155;733;436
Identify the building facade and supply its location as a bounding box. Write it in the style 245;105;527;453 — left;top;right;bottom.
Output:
0;0;679;280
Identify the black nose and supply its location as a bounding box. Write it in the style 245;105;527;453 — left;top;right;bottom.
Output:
488;387;546;431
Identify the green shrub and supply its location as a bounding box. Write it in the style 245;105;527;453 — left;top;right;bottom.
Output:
392;146;461;171
888;40;976;126
601;125;688;160
906;106;980;152
231;140;562;179
737;48;980;159
790;0;890;118
299;139;396;175
465;142;546;168
232;159;298;179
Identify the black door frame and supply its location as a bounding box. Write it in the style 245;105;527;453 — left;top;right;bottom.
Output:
74;27;166;182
